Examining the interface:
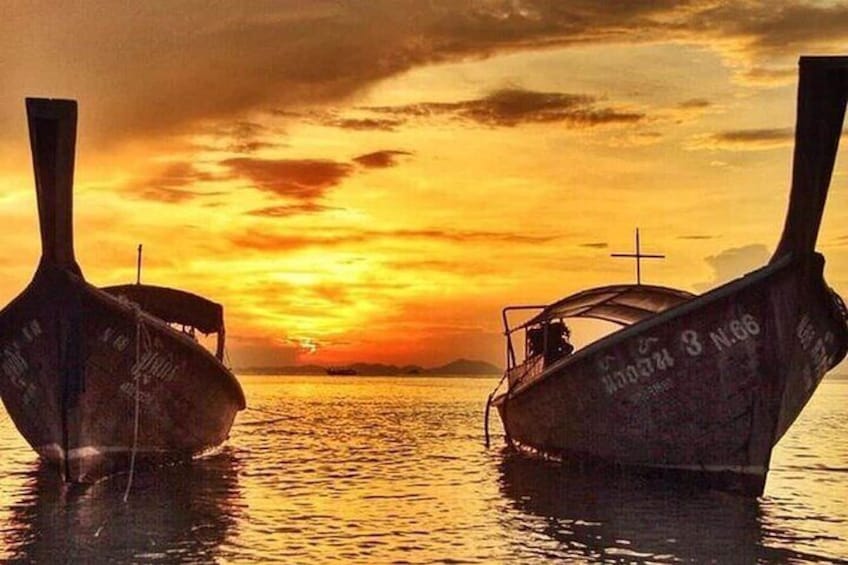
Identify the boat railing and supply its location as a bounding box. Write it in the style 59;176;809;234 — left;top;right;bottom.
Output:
502;304;547;369
506;355;545;389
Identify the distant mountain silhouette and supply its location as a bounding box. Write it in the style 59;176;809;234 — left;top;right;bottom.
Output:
237;358;501;376
426;358;502;375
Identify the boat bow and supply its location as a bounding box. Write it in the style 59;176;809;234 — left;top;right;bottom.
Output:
774;56;848;260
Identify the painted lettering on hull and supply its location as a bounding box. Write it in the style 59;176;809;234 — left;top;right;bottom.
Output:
599;338;674;396
596;313;763;400
796;314;835;390
680;314;761;357
0;319;42;406
132;350;182;385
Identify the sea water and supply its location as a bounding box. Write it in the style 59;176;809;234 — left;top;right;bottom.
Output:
0;375;846;563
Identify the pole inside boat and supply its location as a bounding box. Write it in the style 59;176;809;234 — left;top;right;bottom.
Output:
611;228;665;285
137;243;143;284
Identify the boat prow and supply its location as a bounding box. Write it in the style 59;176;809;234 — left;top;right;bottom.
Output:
0;98;246;482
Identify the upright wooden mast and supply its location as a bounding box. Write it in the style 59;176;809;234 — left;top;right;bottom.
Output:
611;228;665;285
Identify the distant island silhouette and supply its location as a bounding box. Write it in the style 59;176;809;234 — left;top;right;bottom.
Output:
237;358;502;376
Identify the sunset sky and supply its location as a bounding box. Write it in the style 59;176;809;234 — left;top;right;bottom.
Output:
1;1;847;368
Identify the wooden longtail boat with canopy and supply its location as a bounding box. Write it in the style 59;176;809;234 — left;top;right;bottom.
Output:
487;56;848;496
0;98;245;482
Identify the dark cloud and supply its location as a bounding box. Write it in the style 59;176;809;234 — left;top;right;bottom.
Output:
127;162;225;202
227;140;275;154
677;98;711;109
222;158;354;199
353;150;413;168
247;203;339;217
677;234;715;240
367;88;644;128
323;116;404;132
463;89;644;127
696;2;848;58
579;242;608;249
692;127;794;151
128;149;408;206
6;2;848;146
231;227;559;252
714;128;794;144
225;122;277;154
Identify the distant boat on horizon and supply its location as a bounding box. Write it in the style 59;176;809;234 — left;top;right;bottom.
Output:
0;98;245;483
488;56;848;496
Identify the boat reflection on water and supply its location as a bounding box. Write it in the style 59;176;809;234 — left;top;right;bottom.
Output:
2;449;243;563
495;451;837;564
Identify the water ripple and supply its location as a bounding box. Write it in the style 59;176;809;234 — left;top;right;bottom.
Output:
0;376;846;562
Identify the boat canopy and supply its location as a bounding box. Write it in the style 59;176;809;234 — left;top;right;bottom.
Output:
525;284;695;327
102;284;224;334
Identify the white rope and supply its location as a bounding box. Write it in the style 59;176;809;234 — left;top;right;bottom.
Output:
123;306;144;503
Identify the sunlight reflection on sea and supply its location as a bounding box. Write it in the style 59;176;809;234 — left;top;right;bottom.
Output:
0;375;845;563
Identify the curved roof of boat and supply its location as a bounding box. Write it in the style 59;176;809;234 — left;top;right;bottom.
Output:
101;284;223;334
526;284;695;327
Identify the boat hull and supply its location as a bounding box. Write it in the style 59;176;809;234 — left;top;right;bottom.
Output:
0;265;245;482
494;254;848;495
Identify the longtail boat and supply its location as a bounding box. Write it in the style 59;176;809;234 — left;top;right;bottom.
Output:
488;56;848;496
0;98;246;482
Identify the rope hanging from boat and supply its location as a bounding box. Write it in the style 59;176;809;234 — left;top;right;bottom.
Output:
484;359;543;449
484;371;509;448
123;304;151;503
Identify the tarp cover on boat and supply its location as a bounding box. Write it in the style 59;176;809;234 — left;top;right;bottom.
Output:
102;284;224;334
526;284;695;327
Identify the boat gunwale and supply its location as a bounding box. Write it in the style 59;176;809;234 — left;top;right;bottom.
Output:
83;277;247;410
494;253;797;403
10;264;248;410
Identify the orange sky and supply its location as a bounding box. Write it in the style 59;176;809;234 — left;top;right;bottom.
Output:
1;2;847;368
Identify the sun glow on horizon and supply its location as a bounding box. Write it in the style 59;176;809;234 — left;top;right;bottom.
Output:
2;4;848;368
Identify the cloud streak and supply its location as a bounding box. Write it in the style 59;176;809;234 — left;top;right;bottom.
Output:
247;203;339;218
231;227;559;252
128;147;415;206
12;2;847;145
127;162;225;203
365;88;644;128
690;127;795;151
221;158;354;200
353;150;413;168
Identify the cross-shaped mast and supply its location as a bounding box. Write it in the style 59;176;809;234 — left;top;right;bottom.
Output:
611;228;665;285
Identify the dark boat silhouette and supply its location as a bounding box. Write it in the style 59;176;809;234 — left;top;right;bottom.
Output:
489;56;848;495
0;98;246;482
